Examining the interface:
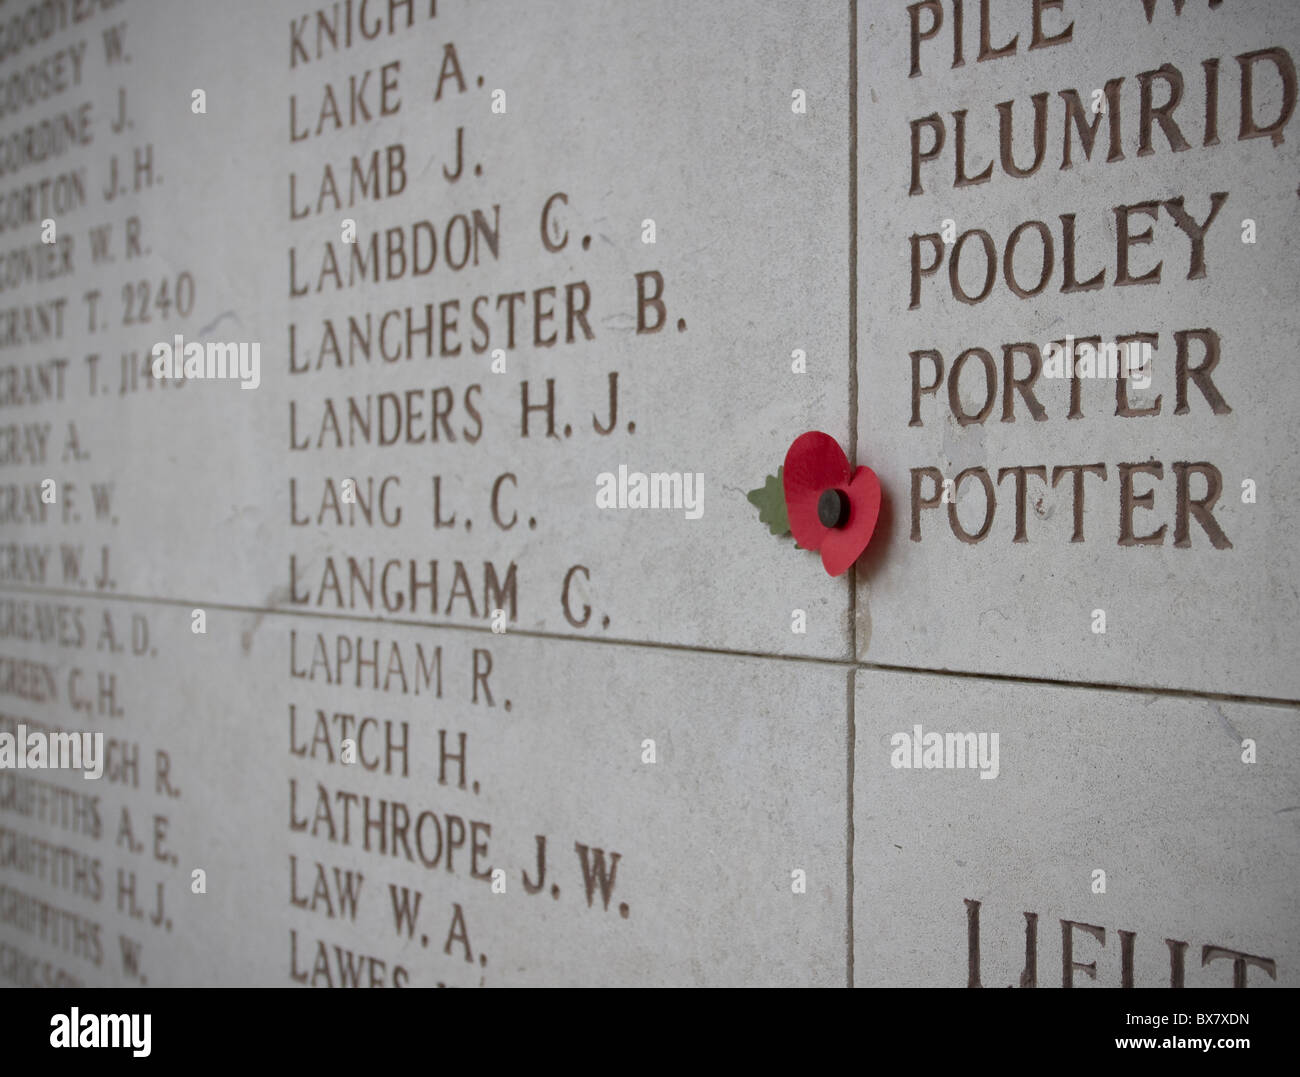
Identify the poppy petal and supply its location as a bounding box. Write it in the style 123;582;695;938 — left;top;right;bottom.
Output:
820;466;881;576
783;432;851;551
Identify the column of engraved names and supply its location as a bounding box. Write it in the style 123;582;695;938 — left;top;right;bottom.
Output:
903;0;1293;551
0;1;196;987
283;0;523;987
889;0;1296;983
280;0;680;983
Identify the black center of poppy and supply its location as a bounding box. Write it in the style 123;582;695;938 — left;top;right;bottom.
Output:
818;488;850;528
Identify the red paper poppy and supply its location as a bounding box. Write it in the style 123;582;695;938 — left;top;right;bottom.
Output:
782;431;881;577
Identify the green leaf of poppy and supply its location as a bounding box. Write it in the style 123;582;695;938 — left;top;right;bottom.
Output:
746;469;792;538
